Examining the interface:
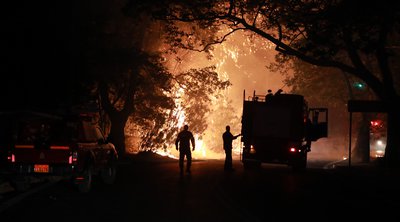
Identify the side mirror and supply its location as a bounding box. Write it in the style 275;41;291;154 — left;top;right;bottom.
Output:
309;108;329;140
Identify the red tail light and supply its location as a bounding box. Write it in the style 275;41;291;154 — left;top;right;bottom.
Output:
7;152;15;162
289;147;303;153
69;151;78;164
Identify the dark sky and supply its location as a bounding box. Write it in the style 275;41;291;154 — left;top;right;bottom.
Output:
2;1;77;110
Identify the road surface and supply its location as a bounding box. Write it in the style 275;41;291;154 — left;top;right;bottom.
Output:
1;152;399;222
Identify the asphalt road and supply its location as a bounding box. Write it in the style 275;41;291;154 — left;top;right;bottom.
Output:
1;153;399;222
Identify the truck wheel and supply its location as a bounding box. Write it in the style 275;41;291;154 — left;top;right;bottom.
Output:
77;166;92;193
292;152;307;172
101;160;117;185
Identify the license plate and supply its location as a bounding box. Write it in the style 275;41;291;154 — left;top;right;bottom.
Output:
34;164;49;173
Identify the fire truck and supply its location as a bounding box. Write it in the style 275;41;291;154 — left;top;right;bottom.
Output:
0;110;118;193
240;90;328;170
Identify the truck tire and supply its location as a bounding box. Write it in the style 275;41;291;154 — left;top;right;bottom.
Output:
101;159;117;185
77;166;92;193
292;152;307;172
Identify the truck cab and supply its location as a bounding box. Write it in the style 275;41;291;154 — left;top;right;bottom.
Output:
240;90;328;170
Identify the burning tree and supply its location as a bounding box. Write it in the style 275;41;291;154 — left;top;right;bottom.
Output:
127;65;231;156
139;0;400;167
70;0;234;156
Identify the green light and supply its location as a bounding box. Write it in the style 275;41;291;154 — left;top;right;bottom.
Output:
353;82;366;90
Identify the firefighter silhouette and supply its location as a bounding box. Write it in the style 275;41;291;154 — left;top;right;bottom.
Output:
175;125;195;175
265;89;273;101
222;125;241;171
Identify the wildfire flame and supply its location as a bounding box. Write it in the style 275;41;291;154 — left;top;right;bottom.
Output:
154;99;226;160
127;30;281;160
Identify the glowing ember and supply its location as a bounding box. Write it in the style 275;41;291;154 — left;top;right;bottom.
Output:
154;149;177;159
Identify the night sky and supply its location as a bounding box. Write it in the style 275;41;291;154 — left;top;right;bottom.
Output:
2;1;77;110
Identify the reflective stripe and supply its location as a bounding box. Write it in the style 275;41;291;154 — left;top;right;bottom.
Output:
50;146;69;150
15;145;34;149
14;145;69;150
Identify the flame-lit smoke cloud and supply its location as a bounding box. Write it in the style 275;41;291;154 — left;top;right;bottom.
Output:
127;29;346;162
147;30;286;160
125;30;280;158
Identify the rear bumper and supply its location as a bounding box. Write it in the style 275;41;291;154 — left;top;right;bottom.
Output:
5;163;77;176
241;149;306;165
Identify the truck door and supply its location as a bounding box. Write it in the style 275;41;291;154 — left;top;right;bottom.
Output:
309;108;328;141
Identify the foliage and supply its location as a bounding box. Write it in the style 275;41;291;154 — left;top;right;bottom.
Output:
151;0;400;98
67;0;179;154
147;0;400;166
136;65;231;151
174;66;231;132
202;94;241;153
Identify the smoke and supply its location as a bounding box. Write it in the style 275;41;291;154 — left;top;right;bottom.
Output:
131;29;347;163
161;31;287;159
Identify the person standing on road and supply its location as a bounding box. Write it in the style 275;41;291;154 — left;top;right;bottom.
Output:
222;125;241;171
265;89;273;101
175;124;195;175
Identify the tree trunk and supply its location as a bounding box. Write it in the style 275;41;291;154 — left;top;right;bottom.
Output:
98;81;135;158
383;111;400;167
108;112;130;157
352;115;370;163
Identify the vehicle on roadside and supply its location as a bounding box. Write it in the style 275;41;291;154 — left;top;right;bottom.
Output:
369;118;386;159
0;110;118;193
240;90;328;171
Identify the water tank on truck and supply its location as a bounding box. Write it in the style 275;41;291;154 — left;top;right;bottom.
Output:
240;90;328;170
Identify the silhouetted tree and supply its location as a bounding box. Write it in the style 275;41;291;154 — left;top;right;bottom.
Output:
146;0;400;167
72;0;232;156
70;0;176;155
96;49;174;155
